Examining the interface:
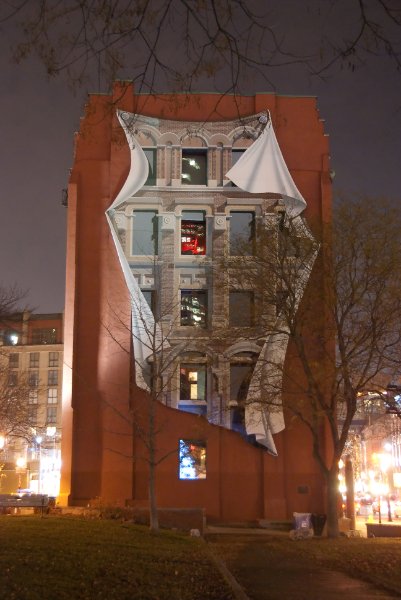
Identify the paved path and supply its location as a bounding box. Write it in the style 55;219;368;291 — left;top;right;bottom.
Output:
205;526;399;600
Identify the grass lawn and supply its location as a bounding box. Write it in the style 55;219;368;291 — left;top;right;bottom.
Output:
0;516;235;600
207;533;401;599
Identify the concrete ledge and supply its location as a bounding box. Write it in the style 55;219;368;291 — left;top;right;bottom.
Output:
127;506;206;534
366;523;401;538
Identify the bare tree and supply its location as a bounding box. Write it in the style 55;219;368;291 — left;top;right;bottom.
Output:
0;285;33;453
1;1;400;94
104;283;198;532
219;196;401;537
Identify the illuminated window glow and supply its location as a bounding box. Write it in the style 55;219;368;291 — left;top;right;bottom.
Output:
179;440;207;479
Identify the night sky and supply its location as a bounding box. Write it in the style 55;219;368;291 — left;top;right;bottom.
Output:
0;3;400;314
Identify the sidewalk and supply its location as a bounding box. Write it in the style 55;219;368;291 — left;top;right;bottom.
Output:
205;525;399;600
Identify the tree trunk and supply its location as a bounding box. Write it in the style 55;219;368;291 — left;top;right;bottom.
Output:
148;394;159;532
148;461;159;532
326;468;340;538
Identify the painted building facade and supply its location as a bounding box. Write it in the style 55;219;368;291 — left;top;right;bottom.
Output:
61;83;332;522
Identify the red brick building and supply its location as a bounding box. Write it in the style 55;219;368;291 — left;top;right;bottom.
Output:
60;83;332;522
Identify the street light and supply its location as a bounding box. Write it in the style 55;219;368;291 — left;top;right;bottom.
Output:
35;436;43;493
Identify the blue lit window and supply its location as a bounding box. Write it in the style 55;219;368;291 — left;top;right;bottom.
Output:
179;440;207;480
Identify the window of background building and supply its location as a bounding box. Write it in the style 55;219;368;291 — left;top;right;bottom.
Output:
48;351;59;367
181;149;207;185
143;148;157;185
31;328;57;345
181;211;206;255
28;390;38;404
48;370;58;386
180;290;207;327
179;364;207;416
9;353;19;369
229;291;255;327
8;371;18;387
28;406;38;424
46;406;57;424
29;352;40;368
179;439;207;479
229;211;256;255
48;389;58;404
28;371;39;387
132;210;158;255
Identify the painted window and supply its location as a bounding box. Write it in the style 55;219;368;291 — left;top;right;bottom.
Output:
143;148;157;185
181;150;207;185
181;290;207;327
229;291;255;327
132;210;158;255
179;440;207;479
29;352;40;368
230;149;245;187
179;364;207;416
181;211;206;255
141;289;155;313
230;359;256;434
48;351;59;367
229;211;255;255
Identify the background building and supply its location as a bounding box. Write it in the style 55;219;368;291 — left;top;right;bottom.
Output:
61;83;332;522
0;312;63;495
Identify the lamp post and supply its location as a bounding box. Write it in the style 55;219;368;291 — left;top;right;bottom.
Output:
35;436;43;494
15;456;27;491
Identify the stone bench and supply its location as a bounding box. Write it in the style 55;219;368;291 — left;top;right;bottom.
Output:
0;494;50;515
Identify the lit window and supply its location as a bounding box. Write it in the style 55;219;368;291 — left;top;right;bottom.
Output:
48;389;58;404
229;291;255;327
229;211;255;255
181;291;207;327
48;370;58;386
144;148;157;185
29;352;40;368
181;150;207;185
179;440;207;479
48;352;59;367
9;353;19;368
179;364;207;416
132;210;158;255
46;406;57;424
181;211;206;255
